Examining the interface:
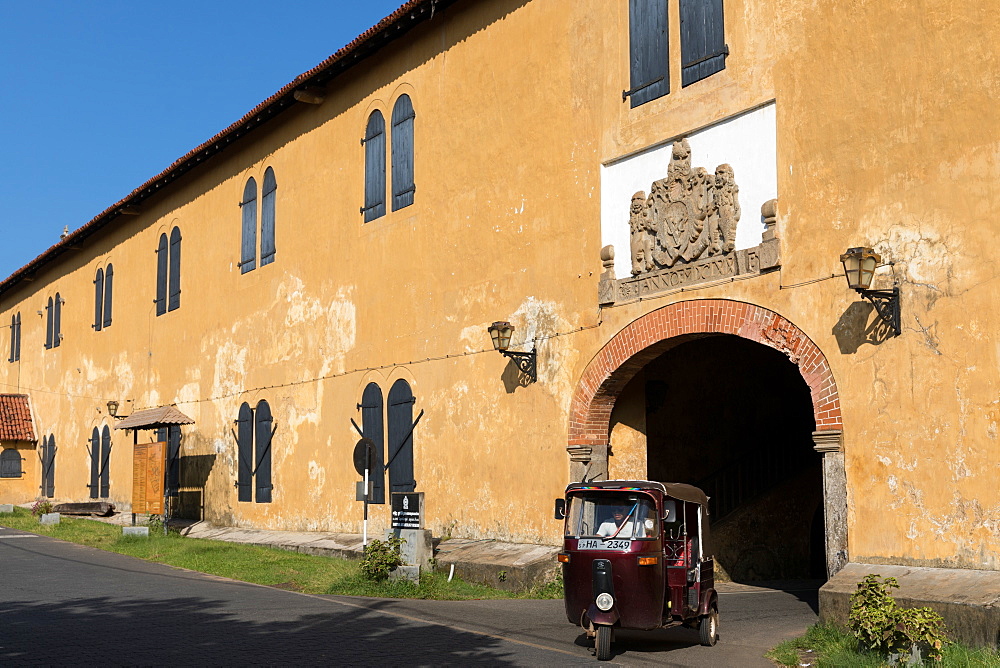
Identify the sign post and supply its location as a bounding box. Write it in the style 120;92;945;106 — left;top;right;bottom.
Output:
353;438;376;547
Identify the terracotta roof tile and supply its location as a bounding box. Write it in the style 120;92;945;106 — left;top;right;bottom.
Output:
0;394;36;442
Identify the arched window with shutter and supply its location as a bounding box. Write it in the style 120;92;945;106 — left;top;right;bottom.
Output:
8;313;20;363
168;227;182;311
45;297;53;349
100;425;112;498
363;110;386;222
41;435;56;498
155;233;168;315
391;95;415;211
261;167;277;266
387;379;416;494
103;264;114;328
254;400;273;503
236;403;253;502
0;449;22;479
240;178;257;274
360;383;386;504
89;427;100;499
93;268;104;331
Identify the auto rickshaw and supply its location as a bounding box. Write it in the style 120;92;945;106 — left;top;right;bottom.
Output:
556;480;718;661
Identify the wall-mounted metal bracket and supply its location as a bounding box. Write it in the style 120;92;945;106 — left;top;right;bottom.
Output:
858;287;900;337
500;350;537;382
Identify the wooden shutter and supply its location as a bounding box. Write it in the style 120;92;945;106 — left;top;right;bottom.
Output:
240;178;257;274
680;0;727;87
43;435;56;498
1;450;22;478
93;269;104;332
100;425;112;498
360;383;386;504
14;313;19;361
386;379;416;494
7;315;14;362
254;400;273;503
89;428;100;498
103;264;114;328
168;227;182;311
628;0;669;107
53;293;62;348
363;111;386;222
391;95;415;211
155;234;168;315
261;168;276;266
45;297;53;349
236;403;253;502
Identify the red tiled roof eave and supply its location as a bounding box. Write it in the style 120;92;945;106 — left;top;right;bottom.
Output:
0;394;36;443
0;0;461;299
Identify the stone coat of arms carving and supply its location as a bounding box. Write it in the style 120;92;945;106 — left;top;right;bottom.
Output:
630;138;741;275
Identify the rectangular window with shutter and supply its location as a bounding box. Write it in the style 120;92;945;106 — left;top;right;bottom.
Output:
627;0;669;107
680;0;728;87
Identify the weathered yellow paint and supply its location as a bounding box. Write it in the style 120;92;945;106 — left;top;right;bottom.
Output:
0;0;997;575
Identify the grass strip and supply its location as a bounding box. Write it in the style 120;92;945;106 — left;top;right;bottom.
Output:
0;508;562;601
767;623;1000;667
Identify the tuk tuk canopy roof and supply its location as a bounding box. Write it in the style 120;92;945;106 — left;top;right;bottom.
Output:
566;480;709;508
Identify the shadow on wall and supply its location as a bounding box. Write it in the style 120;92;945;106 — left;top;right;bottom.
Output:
175;454;216;521
832;301;894;354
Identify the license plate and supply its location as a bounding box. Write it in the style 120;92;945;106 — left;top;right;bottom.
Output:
578;538;631;551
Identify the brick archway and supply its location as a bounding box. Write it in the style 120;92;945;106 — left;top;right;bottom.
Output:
568;299;841;461
567;298;848;576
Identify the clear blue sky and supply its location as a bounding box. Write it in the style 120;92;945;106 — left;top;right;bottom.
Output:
0;0;405;280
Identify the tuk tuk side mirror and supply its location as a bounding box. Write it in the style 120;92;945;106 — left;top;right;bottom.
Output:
554;498;566;520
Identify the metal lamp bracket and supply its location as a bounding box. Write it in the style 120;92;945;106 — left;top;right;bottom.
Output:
858;287;901;337
500;350;537;382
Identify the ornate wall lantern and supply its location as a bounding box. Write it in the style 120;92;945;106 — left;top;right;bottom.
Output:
487;321;537;382
106;400;128;420
839;246;900;336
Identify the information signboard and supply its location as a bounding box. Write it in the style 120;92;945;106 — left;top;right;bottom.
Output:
132;441;166;514
391;492;423;530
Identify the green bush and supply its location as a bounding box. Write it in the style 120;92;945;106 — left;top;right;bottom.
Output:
31;499;53;516
849;574;950;662
360;535;405;581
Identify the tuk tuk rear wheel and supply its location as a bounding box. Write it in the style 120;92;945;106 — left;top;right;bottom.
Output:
698;609;719;647
595;624;613;660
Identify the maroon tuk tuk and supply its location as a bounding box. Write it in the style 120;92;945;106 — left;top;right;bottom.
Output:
558;480;718;660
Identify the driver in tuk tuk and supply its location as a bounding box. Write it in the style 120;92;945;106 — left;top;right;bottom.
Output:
597;506;643;538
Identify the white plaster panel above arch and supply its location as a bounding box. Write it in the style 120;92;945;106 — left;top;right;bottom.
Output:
600;103;777;279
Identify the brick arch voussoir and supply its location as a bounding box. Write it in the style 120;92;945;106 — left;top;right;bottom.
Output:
568;299;841;453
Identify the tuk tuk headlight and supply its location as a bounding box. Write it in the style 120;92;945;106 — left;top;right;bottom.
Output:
595;592;614;611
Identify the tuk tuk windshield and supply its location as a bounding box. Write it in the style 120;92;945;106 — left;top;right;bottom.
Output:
565;493;658;540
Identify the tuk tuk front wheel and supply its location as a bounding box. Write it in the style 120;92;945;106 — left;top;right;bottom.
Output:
595;624;613;661
698;609;719;647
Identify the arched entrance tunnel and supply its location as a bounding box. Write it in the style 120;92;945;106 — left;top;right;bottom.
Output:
609;334;825;582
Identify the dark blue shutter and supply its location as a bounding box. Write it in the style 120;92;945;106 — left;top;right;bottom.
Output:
100;426;112;498
166;426;180;496
8;315;14;362
236;403;253;502
103;265;113;328
240;178;257;274
628;0;669;107
155;234;168;315
391;95;415;211
45;297;53;349
0;449;21;478
387;379;416;494
363;111;386;222
89;428;100;498
53;293;62;348
43;435;56;498
361;383;386;504
13;313;19;361
93;269;104;332
261;168;276;266
168;227;181;311
680;0;727;86
254;400;273;503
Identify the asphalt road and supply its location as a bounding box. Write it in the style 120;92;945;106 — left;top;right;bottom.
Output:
0;526;818;666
